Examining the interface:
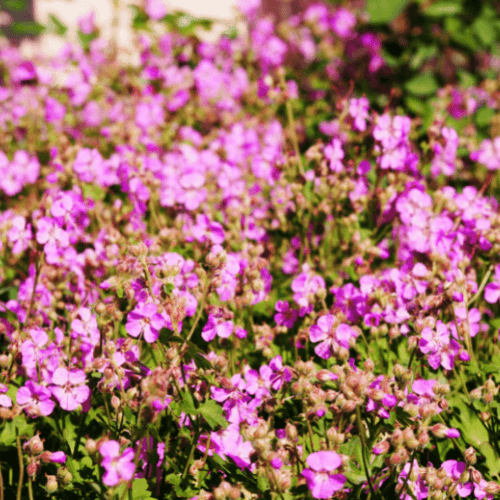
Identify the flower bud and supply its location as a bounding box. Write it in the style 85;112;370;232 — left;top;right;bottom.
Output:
27;461;39;478
484;482;500;494
85;439;97;455
464;446;477;465
45;475;58;494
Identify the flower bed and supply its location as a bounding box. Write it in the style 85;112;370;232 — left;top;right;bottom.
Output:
1;0;500;499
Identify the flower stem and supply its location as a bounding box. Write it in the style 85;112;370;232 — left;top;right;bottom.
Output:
356;406;384;500
15;432;23;500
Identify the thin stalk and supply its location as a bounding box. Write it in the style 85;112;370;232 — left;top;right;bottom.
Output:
0;462;3;500
181;272;210;358
182;419;200;480
278;71;304;176
305;419;315;452
15;432;23;500
23;252;42;330
356;406;384;500
27;477;33;500
468;264;494;306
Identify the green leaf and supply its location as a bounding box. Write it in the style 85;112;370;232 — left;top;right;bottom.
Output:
2;0;27;12
198;400;228;429
405;73;439;96
82;183;105;201
473;18;496;47
423;0;462;17
48;14;68;36
158;327;173;344
132;478;154;499
0;421;16;447
479;443;500;476
475;107;495;128
366;0;411;23
9;21;45;36
163;283;174;295
180;390;196;416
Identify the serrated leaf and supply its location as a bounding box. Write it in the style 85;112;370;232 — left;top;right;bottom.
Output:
424;0;462;16
405;73;439;96
0;421;16;447
198;400;228;429
132;478;153;499
366;0;411;23
180;390;196;416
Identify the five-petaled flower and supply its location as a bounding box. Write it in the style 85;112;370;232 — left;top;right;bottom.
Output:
99;440;136;486
301;451;346;499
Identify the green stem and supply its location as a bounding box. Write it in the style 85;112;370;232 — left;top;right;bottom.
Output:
27;477;33;500
356;406;383;500
468;264;494;306
278;70;304;176
15;433;23;500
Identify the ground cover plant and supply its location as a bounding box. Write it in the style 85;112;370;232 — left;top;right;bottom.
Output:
2;0;500;498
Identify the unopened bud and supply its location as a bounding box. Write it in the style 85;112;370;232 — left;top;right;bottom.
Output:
46;475;58;493
464;447;477;465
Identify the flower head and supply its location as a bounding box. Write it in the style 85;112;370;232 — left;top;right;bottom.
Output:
301;451;346;499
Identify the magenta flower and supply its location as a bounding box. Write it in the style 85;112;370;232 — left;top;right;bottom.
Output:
201;314;233;342
125;302;165;343
301;451;346;499
274;300;298;328
50;367;90;411
99;440;135;486
7;215;31;255
17;380;55;418
309;315;356;359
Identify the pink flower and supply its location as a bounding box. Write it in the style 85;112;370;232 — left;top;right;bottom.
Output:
50;368;90;411
125;302;165;343
309;316;356;359
17;380;55;418
145;0;167;20
301;451;346;499
78;11;95;35
99;440;135;486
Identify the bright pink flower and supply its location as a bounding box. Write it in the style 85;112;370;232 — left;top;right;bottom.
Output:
50;368;90;411
99;440;135;486
301;451;346;499
125;302;165;343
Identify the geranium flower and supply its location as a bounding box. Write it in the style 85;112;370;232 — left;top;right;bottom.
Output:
309;315;357;359
49;368;90;411
301;451;346;499
125;301;165;343
99;440;135;486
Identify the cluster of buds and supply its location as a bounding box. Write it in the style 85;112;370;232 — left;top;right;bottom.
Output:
22;434;68;491
470;378;499;404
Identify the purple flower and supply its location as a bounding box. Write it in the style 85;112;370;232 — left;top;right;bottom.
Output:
309;316;357;359
50;368;90;411
202;314;233;342
125;302;165;343
17;380;55;418
7;215;31;255
301;451;346;499
145;0;167;21
274;300;298;328
99;440;135;486
349;97;370;131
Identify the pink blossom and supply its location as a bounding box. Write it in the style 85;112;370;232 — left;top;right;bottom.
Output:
50;367;90;411
301;451;346;499
99;440;135;486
